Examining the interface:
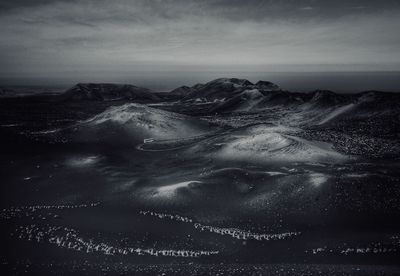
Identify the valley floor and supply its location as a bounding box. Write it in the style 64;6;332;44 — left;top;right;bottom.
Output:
1;97;400;275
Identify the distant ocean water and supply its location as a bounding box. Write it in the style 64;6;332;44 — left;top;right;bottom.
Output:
1;71;400;94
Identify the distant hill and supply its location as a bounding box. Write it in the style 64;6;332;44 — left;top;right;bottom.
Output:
169;86;193;97
60;83;160;102
0;87;17;97
182;78;281;102
2;80;399;126
55;103;213;145
206;85;400;127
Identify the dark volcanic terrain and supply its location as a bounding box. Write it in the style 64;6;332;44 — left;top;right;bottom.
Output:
1;78;400;275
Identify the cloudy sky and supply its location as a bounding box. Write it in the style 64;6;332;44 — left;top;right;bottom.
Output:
1;0;400;86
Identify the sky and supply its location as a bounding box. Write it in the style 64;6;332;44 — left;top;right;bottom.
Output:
0;0;400;90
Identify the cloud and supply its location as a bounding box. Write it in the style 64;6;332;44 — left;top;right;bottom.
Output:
299;6;314;11
0;0;399;79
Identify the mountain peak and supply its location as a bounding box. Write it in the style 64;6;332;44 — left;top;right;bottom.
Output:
208;78;254;86
309;89;347;105
255;81;280;91
169;86;192;96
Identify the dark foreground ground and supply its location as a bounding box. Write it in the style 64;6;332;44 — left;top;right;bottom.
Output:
1;93;400;275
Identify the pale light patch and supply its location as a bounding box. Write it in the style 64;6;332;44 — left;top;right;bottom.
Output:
265;171;287;176
318;103;355;125
309;173;328;187
66;155;100;167
115;179;137;192
346;173;371;178
154;181;202;198
29;128;62;134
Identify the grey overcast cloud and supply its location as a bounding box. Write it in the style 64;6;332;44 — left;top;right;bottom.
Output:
1;0;400;82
